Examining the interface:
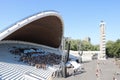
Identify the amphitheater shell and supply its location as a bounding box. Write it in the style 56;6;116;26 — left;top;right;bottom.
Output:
0;11;64;49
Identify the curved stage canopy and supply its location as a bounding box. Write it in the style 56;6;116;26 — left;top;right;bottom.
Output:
0;11;64;48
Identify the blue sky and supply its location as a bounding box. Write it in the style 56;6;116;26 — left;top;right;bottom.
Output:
0;0;120;44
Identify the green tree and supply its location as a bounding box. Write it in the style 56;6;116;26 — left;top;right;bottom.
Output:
70;39;80;51
93;45;99;51
106;39;120;58
106;40;115;57
81;40;99;51
65;38;99;51
114;39;120;58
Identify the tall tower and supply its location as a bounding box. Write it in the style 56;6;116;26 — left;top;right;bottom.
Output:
98;21;106;60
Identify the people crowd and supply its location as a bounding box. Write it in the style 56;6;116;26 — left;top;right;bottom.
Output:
9;47;62;69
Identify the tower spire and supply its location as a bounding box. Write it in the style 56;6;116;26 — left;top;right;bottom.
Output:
98;20;106;60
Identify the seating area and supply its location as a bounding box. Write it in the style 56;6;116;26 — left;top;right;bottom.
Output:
0;42;62;80
9;47;62;69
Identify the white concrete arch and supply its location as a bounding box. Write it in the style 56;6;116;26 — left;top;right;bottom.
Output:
0;11;64;48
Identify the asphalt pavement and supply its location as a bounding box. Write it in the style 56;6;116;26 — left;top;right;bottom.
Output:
53;58;120;80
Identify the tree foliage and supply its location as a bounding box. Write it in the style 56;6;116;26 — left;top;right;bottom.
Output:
81;40;99;51
106;40;114;57
65;39;99;51
68;39;80;51
64;38;120;58
106;39;120;58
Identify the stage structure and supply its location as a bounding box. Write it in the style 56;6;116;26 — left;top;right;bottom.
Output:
0;11;66;80
0;11;64;49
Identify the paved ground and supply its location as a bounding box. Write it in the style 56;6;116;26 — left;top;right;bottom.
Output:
53;58;120;80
